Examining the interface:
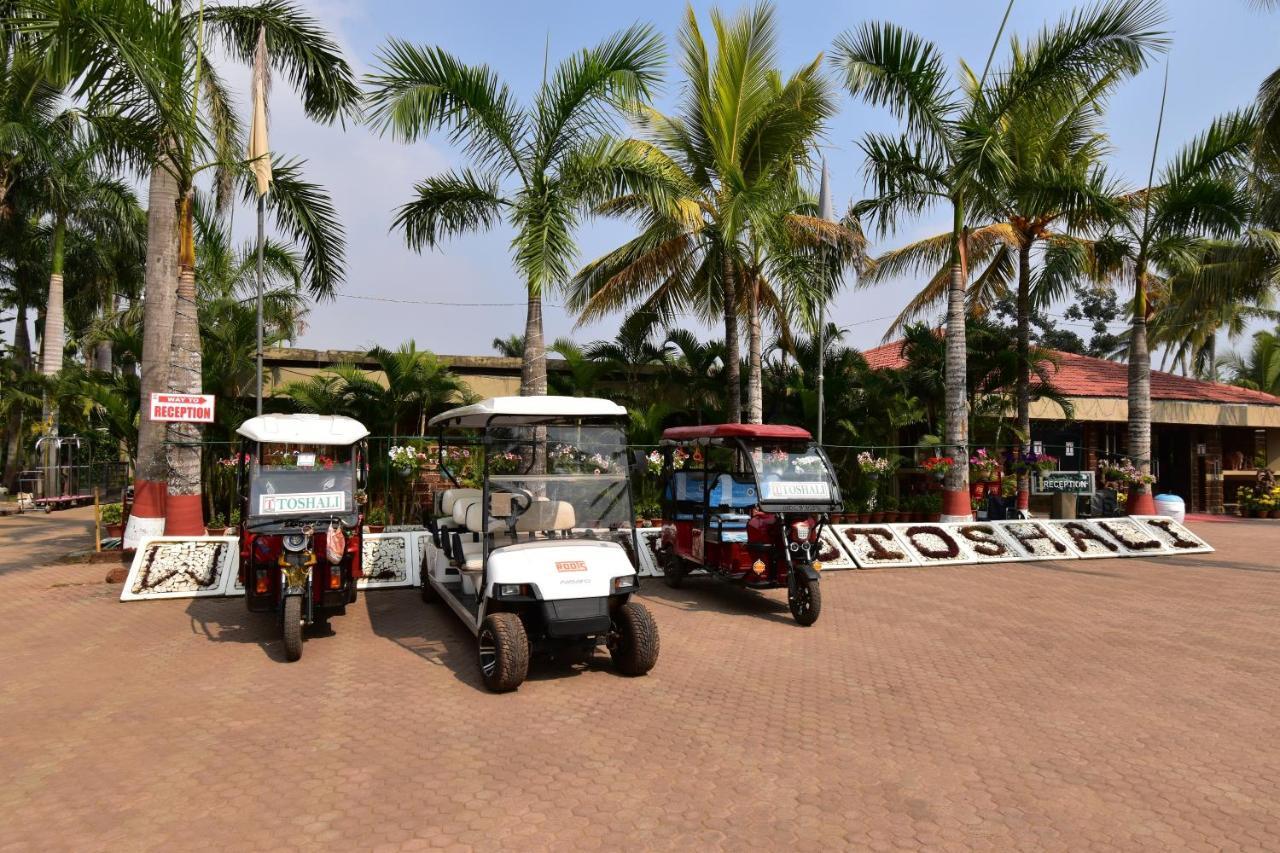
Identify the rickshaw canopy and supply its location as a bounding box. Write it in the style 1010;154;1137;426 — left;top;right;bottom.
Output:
429;396;627;428
236;414;369;445
661;423;813;443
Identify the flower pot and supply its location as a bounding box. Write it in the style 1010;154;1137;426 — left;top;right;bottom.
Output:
1271;510;1280;520
857;513;870;523
205;526;227;536
366;524;384;533
929;513;942;522
869;512;884;523
882;511;899;523
105;523;124;539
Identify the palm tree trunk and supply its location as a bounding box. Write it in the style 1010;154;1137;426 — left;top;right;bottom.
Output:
94;288;114;372
1127;266;1154;514
165;193;204;535
39;218;66;379
4;303;31;490
39;218;66;499
1015;238;1032;513
746;274;763;425
942;205;971;520
124;159;181;549
13;300;31;371
520;286;547;396
722;255;742;423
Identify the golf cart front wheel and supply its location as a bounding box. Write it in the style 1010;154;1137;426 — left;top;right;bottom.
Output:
609;602;660;676
282;596;304;661
478;612;529;692
788;577;821;626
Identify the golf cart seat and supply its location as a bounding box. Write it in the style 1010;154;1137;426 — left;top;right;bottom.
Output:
516;499;576;533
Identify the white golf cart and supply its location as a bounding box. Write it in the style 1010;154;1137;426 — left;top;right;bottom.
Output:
422;396;659;692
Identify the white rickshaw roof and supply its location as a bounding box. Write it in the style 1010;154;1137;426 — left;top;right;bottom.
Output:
429;396;628;428
236;414;370;445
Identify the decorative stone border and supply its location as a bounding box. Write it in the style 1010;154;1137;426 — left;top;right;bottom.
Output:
359;532;418;590
634;528;664;577
120;536;239;601
1130;516;1215;554
816;527;858;571
833;525;921;568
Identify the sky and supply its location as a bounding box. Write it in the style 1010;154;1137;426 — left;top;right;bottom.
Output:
88;1;1280;358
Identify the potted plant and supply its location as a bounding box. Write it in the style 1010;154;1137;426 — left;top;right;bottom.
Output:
227;507;241;534
101;502;124;538
924;493;943;522
366;505;388;533
922;454;955;482
857;451;890;480
881;495;899;523
206;512;228;536
969;448;1000;484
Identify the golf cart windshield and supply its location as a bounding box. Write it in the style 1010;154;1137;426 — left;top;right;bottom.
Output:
747;441;840;507
482;423;633;536
248;443;357;523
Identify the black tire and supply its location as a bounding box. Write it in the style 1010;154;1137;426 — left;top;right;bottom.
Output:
478;612;529;692
421;577;438;603
661;550;686;589
283;595;304;661
609;601;660;676
788;576;821;627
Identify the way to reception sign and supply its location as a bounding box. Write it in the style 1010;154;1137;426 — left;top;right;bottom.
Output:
149;393;215;423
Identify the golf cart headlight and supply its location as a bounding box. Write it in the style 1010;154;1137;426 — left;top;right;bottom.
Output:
612;575;637;592
498;584;525;597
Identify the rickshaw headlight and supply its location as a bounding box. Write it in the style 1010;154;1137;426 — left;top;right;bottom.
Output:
791;521;811;541
283;533;308;553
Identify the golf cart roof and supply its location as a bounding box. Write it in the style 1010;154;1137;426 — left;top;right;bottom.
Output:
236;414;370;445
661;423;814;442
429;396;628;427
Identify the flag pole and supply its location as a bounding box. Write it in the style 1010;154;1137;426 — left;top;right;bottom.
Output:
255;194;264;415
816;159;833;448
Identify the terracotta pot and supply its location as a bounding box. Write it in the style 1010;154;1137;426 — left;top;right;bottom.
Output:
869;512;884;523
105;523;124;538
857;513;870;523
205;526;227;536
882;511;899;523
1271;510;1280;519
929;513;942;522
366;524;385;533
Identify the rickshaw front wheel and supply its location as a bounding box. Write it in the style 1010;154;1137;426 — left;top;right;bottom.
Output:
661;551;687;588
788;577;821;627
282;596;304;661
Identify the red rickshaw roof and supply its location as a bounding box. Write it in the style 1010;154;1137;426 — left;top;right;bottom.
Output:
661;423;814;442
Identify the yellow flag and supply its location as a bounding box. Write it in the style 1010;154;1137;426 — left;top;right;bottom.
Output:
247;71;272;197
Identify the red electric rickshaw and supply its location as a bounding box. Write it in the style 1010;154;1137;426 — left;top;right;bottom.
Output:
236;414;369;661
657;424;842;626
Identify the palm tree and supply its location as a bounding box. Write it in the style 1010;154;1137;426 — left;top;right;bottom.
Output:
1086;109;1255;509
27;0;359;540
567;3;848;425
1225;327;1280;395
364;25;666;399
833;0;1166;517
491;334;524;359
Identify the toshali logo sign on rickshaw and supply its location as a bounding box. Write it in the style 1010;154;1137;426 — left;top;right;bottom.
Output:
259;491;347;515
760;480;831;501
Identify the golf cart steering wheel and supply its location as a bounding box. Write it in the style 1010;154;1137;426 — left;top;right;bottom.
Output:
503;488;534;534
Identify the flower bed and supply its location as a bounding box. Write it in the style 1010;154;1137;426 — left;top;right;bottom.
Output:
836;525;918;567
1001;521;1070;558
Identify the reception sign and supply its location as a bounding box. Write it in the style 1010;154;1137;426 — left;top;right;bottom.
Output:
149;393;215;423
1033;470;1095;495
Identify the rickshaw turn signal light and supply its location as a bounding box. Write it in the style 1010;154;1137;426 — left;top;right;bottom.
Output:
328;568;342;590
752;559;766;575
254;568;269;595
812;561;823;572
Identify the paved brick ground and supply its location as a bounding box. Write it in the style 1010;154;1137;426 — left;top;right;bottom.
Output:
2;508;1279;851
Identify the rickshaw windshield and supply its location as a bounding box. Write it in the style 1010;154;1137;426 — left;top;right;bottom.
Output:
485;423;633;537
248;443;358;522
746;441;839;505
